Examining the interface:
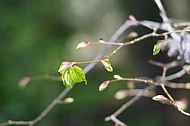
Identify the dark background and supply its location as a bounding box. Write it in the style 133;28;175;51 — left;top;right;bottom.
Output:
0;0;190;126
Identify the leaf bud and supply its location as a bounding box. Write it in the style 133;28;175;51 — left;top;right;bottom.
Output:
58;61;75;72
76;41;91;49
129;15;137;21
114;90;128;100
152;95;168;101
99;81;109;91
113;74;123;80
174;98;188;111
101;58;113;72
18;77;31;89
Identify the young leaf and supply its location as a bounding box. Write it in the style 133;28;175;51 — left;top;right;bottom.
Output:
59;65;87;88
153;40;164;55
153;43;161;55
101;58;113;72
70;66;87;84
61;68;72;88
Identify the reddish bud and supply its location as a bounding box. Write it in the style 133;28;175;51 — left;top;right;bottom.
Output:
58;61;75;72
76;41;91;49
157;40;164;44
129;15;137;21
101;58;113;72
99;81;110;91
174;99;188;110
18;77;31;88
152;95;168;101
114;90;128;100
127;81;135;89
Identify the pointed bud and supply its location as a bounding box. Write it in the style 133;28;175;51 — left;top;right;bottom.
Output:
127;32;138;38
99;38;106;43
157;40;164;44
76;41;91;49
58;97;74;104
127;81;135;89
101;58;113;72
63;97;74;104
114;90;128;100
152;95;168;101
153;40;164;56
174;99;188;110
58;61;75;72
18;77;31;89
186;83;190;89
113;75;123;80
99;81;109;91
129;15;137;21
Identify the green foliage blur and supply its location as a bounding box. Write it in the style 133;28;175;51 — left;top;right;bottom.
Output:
0;0;190;126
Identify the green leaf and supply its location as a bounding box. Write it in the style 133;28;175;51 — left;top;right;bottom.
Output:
60;65;87;87
70;66;87;84
153;43;162;55
101;59;113;72
61;68;73;88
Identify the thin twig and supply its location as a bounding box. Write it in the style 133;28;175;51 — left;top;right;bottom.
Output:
165;82;190;89
0;18;132;126
105;85;156;125
148;60;183;70
30;18;133;126
160;66;175;102
164;65;190;81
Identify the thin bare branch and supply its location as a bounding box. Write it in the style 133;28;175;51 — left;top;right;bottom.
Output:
105;85;156;125
164;65;190;81
0;18;133;126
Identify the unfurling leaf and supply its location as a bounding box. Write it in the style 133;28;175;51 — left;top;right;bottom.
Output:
153;40;164;55
70;66;87;84
76;41;91;49
101;58;113;72
60;65;87;88
62;68;72;87
99;81;109;91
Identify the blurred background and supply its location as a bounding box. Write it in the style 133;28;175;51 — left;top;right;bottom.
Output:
0;0;190;126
